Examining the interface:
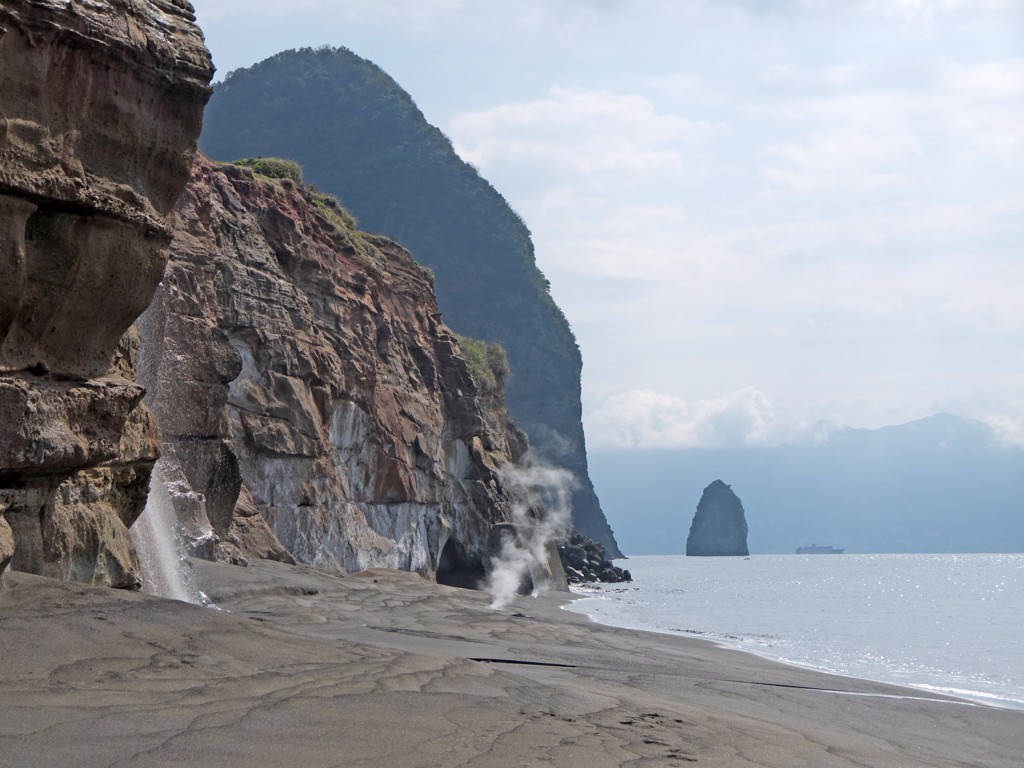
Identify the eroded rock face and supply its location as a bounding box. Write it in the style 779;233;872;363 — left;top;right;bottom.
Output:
686;480;750;557
0;0;213;586
139;155;531;579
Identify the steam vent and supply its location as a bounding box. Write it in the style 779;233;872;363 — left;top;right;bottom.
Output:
686;480;750;557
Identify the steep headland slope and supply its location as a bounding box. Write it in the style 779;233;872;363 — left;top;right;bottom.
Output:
199;47;621;557
139;154;538;583
0;0;212;586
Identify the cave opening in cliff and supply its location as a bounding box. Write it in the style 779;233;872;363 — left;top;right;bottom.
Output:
435;539;485;590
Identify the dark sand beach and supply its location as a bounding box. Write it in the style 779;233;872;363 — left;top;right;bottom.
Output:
1;559;1021;767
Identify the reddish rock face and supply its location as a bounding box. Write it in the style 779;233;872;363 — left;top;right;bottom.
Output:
0;0;213;586
140;155;529;579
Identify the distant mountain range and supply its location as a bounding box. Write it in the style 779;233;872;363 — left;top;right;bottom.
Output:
199;47;620;555
590;413;1024;555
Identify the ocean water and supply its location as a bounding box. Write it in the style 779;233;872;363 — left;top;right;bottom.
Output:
565;553;1024;709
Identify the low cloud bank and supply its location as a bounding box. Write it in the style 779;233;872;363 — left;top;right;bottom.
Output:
585;387;831;450
586;388;1024;452
975;413;1024;449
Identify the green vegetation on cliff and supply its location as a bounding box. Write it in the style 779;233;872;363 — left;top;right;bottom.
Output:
232;156;303;182
200;46;620;555
455;334;509;396
309;190;359;233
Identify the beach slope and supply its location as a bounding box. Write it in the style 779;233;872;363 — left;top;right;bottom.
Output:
1;559;1020;767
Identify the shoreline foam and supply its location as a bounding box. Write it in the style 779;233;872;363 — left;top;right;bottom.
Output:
566;554;1024;712
568;594;1024;712
569;589;1024;716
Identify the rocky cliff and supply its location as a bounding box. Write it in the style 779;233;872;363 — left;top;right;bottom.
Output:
199;47;622;557
138;154;541;584
0;0;212;586
686;480;750;557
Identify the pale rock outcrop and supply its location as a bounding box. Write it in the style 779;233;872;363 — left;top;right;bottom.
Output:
0;0;213;586
0;515;13;576
686;480;750;557
140;156;538;583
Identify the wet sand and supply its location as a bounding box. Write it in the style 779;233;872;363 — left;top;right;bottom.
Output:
1;558;1021;767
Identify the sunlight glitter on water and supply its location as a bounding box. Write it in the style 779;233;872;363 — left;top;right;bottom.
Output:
566;553;1024;709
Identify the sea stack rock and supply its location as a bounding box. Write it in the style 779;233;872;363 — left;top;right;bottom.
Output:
686;480;749;557
0;0;213;586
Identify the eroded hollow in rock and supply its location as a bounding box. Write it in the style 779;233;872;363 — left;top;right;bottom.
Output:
435;539;485;590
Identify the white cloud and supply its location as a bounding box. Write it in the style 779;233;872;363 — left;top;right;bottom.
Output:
942;59;1024;98
450;87;721;177
751;56;1024;193
445;50;1024;440
196;0;471;23
195;0;1024;436
585;388;828;450
938;60;1024;161
973;413;1024;449
860;0;1015;26
761;123;923;193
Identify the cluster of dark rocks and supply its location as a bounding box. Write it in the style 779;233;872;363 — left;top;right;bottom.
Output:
557;531;632;584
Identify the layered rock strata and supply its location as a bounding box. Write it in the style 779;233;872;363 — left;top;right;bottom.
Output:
139;155;544;582
686;480;750;557
0;0;213;585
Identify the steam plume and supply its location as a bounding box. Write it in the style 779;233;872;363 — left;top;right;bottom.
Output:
486;458;577;610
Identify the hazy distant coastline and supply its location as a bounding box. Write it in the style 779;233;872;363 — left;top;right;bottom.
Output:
592;413;1024;555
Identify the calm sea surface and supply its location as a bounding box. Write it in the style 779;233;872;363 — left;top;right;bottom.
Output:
564;553;1024;708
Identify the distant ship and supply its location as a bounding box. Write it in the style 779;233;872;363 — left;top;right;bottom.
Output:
795;544;845;555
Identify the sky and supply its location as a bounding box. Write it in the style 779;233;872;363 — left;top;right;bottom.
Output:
193;0;1024;451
